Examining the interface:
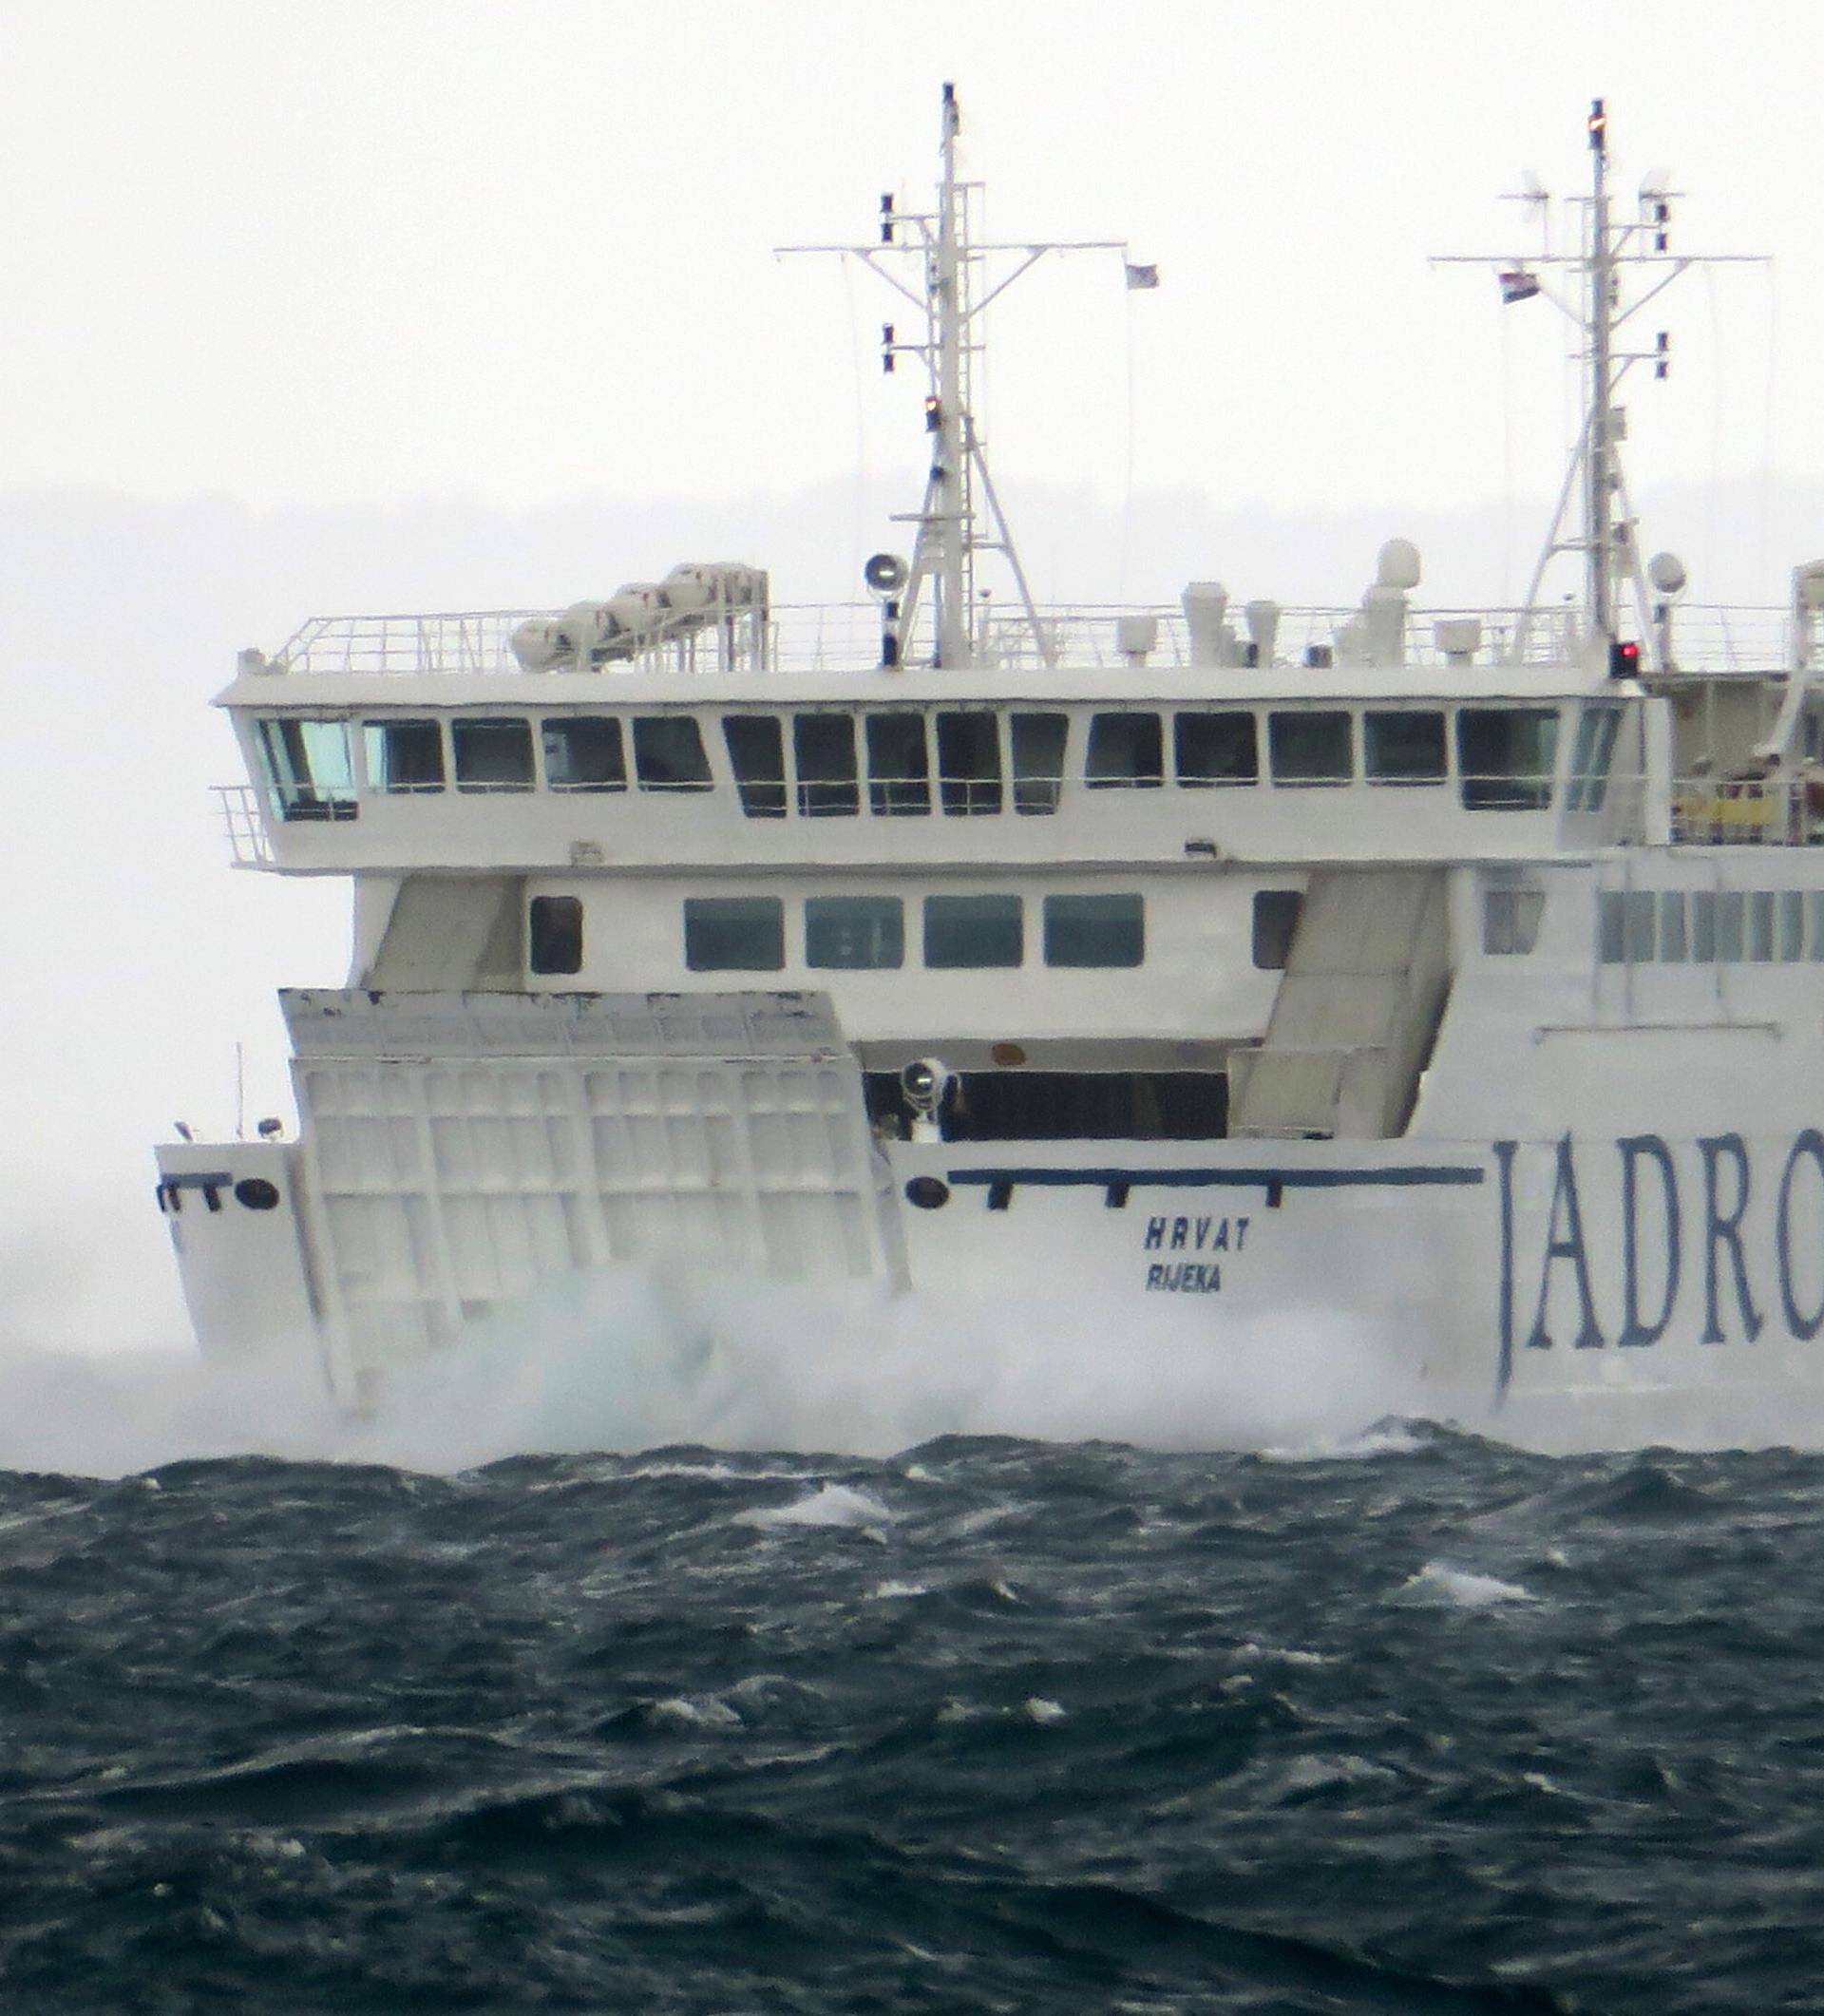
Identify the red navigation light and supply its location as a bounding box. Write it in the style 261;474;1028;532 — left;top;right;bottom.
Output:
1609;637;1643;678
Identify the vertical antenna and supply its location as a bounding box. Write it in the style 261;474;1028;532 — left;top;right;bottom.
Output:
235;1041;246;1141
1585;98;1616;641
926;80;971;670
776;86;1135;672
1434;105;1762;667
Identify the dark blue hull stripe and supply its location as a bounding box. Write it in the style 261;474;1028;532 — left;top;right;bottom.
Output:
945;1164;1486;1198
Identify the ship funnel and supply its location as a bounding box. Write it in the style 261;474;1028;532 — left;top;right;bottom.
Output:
1244;599;1281;667
1182;581;1233;667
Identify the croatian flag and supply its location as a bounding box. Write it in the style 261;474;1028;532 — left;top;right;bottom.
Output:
1499;268;1541;304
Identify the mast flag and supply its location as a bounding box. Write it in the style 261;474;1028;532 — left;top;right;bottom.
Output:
1498;269;1541;304
1125;262;1161;290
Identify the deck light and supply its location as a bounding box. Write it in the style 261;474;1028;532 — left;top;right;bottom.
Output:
1609;637;1643;677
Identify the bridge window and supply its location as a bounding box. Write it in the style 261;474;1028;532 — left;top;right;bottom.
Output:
1782;890;1806;960
1011;712;1068;814
684;897;784;970
1567;703;1623;811
361;718;442;795
806;896;903;969
1659;891;1688;961
1252;889;1302;968
453;717;534;792
633;716;712;792
924;894;1022;967
1043;893;1145;967
1268;711;1353;785
866;713;931;816
257;717;358;820
528;895;582;975
794;713;859;816
1087;711;1164;789
542;715;626;791
1809;891;1824;960
1175;711;1257;786
938;711;1003;814
1715;890;1745;961
1364;710;1446;784
723;715;787;818
1457;707;1558;810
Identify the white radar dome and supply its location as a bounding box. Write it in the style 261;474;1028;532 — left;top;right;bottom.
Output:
1376;538;1422;591
1648;551;1688;596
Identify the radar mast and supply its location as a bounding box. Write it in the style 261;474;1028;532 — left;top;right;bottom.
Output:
1438;100;1760;667
781;83;1133;670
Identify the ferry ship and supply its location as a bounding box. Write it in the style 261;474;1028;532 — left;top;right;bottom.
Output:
157;93;1824;1448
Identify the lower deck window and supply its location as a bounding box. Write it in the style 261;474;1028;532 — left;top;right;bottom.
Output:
1483;886;1546;955
1042;893;1144;967
923;895;1022;968
1252;889;1302;969
684;897;784;970
806;896;902;969
528;895;583;975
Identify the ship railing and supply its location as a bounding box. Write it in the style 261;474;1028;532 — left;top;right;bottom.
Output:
1670;772;1824;846
262;600;1801;679
215;785;274;866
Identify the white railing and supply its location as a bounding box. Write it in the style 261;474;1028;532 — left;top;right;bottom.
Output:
215;785;273;865
252;599;1798;682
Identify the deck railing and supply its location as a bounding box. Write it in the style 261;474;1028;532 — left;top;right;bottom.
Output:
255;600;1800;682
215;785;274;866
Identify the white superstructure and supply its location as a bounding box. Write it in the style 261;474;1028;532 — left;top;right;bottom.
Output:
158;94;1824;1447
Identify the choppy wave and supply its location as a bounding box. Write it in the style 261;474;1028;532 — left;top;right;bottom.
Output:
2;1428;1821;2010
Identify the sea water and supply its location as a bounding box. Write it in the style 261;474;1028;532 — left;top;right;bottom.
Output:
2;1417;1821;2011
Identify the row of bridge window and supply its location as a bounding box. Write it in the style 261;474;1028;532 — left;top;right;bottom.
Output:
257;701;1602;821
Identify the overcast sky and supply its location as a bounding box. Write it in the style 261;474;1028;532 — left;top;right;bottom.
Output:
7;0;1824;1357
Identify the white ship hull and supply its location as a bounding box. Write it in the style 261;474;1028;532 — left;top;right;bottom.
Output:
152;93;1824;1454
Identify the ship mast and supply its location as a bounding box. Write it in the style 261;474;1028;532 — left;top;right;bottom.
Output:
1438;101;1758;668
781;83;1131;671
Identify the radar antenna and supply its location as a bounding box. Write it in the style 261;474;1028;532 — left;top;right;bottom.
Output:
779;83;1138;670
1436;100;1763;668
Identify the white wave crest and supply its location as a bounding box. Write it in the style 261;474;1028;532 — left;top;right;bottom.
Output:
735;1481;895;1531
1396;1562;1537;1609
